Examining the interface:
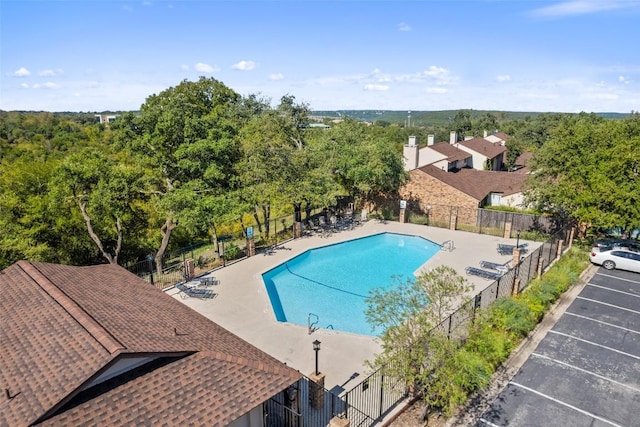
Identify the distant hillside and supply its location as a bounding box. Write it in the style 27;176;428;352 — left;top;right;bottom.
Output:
311;110;630;126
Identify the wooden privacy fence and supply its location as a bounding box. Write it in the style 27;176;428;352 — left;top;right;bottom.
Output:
403;204;566;238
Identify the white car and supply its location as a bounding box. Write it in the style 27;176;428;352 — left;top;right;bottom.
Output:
590;248;640;273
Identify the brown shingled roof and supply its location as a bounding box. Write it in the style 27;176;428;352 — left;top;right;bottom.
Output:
458;137;506;159
429;142;472;163
0;261;301;427
417;165;528;201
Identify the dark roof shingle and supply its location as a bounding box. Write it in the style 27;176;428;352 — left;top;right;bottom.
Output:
429;142;471;163
416;165;528;201
458;137;506;159
1;261;301;427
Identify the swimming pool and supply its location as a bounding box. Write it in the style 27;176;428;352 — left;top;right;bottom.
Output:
262;233;440;336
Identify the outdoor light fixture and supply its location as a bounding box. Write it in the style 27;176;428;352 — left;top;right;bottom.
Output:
313;340;321;375
516;230;521;249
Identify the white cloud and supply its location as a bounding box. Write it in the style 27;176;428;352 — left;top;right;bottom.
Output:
496;74;512;82
364;84;389;91
32;82;61;89
425;87;447;94
269;73;284;80
13;67;31;77
194;62;219;73
20;83;29;89
39;68;63;77
395;66;456;85
180;64;190;71
232;60;257;71
530;1;639;18
618;75;631;84
398;22;411;32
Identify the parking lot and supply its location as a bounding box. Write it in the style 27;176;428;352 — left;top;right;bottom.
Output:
476;267;640;427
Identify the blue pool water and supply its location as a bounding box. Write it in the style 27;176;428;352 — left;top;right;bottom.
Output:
262;233;440;336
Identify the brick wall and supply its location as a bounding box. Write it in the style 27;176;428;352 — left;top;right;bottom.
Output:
399;169;480;225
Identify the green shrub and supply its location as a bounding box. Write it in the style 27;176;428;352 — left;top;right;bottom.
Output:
223;244;242;260
427;344;493;416
487;297;537;339
465;315;516;369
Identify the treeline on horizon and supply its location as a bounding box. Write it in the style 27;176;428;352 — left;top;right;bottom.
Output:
2;108;631;128
1;77;638;271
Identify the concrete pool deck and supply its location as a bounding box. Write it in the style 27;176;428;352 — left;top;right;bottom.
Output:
167;220;540;392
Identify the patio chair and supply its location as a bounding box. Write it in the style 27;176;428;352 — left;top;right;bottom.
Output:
176;283;217;299
198;277;220;287
465;266;504;281
497;243;529;255
480;260;510;273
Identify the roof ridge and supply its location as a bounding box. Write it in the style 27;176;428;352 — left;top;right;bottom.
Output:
17;261;125;355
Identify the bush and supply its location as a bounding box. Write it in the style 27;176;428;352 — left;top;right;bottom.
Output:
223;244;242;260
487;297;538;339
465;315;515;369
426;339;493;416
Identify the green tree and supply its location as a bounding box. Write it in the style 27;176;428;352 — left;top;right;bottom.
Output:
113;77;243;271
450;109;473;139
50;149;146;265
365;266;473;411
323;119;407;208
525;114;640;235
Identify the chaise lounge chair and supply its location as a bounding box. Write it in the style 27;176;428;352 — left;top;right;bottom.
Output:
176;283;217;299
480;260;510;273
497;243;529;255
465;266;504;281
198;277;220;287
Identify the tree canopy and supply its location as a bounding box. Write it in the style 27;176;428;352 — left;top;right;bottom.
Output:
525;113;640;235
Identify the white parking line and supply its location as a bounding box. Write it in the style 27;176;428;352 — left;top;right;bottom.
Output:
509;381;624;427
531;353;640;393
595;272;640;284
564;311;640;336
549;330;640;360
587;283;640;298
576;296;640;316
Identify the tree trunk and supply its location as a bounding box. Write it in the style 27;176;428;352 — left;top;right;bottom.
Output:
156;216;178;273
78;200;119;264
262;204;271;237
293;202;302;223
252;209;263;234
304;200;312;223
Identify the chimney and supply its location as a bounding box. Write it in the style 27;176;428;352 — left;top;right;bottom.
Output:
403;140;419;171
427;134;435;146
483;130;488;138
449;131;457;145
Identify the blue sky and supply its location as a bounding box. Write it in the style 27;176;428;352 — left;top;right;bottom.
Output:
1;0;639;113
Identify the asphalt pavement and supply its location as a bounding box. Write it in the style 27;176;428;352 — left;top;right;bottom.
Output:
475;267;640;427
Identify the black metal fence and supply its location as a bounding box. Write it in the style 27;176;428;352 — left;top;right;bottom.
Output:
263;376;373;427
341;226;573;424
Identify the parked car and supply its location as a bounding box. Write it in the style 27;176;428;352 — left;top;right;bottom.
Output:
592;238;640;253
590;248;640;273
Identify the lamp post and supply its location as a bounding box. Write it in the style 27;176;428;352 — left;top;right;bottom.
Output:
426;204;432;226
313;340;321;375
516;230;521;249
